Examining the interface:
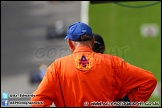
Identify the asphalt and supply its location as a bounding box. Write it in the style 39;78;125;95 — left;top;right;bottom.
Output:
1;1;81;107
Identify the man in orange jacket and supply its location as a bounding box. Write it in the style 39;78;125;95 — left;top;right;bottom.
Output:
31;22;157;107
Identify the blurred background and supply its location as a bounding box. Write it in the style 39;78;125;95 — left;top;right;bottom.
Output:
1;1;81;107
1;1;161;107
89;1;161;107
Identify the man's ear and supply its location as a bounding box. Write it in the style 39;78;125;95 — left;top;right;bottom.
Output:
67;39;74;52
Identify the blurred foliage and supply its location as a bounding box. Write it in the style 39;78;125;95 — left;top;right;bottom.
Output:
89;1;161;107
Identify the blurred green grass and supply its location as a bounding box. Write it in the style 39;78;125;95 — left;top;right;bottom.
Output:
89;1;161;107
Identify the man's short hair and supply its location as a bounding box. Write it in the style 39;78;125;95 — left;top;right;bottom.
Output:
80;34;93;41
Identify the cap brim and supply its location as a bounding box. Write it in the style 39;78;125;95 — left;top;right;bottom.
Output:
64;36;68;40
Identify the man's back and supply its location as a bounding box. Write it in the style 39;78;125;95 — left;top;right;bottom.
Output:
53;46;116;106
31;45;156;107
31;22;157;107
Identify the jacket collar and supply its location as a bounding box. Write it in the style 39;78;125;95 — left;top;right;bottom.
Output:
73;45;93;53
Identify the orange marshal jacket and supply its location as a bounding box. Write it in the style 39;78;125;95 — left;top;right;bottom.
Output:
31;46;157;107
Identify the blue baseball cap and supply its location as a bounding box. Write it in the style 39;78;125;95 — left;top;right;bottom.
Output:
64;22;93;41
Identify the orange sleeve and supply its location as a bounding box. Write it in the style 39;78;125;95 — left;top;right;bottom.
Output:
30;62;58;107
113;56;157;102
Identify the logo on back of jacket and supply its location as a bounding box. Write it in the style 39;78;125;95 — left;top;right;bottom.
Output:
75;55;93;71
